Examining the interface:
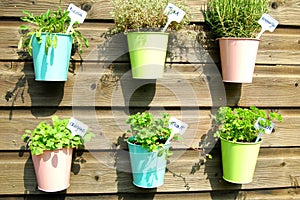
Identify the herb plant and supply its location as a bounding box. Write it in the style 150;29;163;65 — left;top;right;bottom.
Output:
215;106;282;143
204;0;269;38
110;0;191;33
18;1;88;56
22;116;94;155
126;112;178;157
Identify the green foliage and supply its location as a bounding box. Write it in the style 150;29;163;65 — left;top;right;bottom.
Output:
215;106;282;143
204;0;269;38
22;116;94;155
126;112;178;158
110;0;192;33
18;2;88;56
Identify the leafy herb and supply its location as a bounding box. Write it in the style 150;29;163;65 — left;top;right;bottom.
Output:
22;116;94;155
126;112;178;157
215;106;282;142
110;0;191;34
204;0;269;38
18;1;88;55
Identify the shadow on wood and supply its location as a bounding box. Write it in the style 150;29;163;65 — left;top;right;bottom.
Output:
23;62;65;117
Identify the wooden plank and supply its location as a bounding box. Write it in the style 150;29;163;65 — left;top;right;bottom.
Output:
1;188;299;199
0;0;299;26
0;108;299;151
1;21;300;65
0;148;300;195
1;62;300;107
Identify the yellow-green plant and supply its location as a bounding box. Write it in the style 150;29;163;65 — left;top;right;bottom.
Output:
126;112;179;157
18;1;88;56
110;0;191;33
204;0;269;38
215;106;282;143
22;116;94;155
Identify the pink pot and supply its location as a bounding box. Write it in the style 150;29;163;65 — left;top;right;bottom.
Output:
32;148;73;192
219;38;260;83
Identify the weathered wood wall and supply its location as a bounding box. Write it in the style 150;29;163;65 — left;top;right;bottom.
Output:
1;0;300;199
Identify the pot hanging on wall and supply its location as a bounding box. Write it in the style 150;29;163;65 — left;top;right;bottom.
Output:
127;32;169;79
219;38;260;83
31;33;72;81
220;137;262;184
127;140;168;188
32;148;73;192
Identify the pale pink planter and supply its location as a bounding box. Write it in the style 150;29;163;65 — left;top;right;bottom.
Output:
32;148;73;192
219;38;260;83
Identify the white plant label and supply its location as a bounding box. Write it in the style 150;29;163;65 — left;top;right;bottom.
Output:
66;3;87;34
67;117;88;137
162;3;186;32
168;117;188;135
165;117;188;145
256;13;279;39
254;117;274;134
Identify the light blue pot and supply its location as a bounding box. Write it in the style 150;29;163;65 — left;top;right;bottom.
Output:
127;139;168;188
31;33;72;81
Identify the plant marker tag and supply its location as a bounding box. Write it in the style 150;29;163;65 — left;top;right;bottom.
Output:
165;117;188;145
66;3;87;34
256;13;279;39
67;117;88;137
254;117;275;143
162;3;186;32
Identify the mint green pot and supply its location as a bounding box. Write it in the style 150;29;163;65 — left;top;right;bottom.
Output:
127;32;169;79
31;33;72;81
127;139;168;188
220;137;262;184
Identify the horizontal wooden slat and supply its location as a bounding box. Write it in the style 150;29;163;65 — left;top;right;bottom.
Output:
0;108;298;151
1;21;300;65
0;0;299;26
3;188;300;200
1;62;300;107
0;148;299;195
1;187;300;200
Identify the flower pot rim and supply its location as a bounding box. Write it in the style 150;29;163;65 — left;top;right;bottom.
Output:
220;137;262;145
37;32;72;37
217;37;260;41
127;31;169;36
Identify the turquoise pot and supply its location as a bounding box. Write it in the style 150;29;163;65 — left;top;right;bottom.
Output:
127;139;167;188
31;33;72;81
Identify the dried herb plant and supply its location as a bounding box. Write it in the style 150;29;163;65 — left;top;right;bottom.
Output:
110;0;192;33
204;0;269;38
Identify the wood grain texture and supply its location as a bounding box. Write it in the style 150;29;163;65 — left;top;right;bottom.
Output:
1;21;300;65
1;0;300;199
1;62;300;107
0;0;299;25
0;109;297;151
1;188;300;200
0;148;299;195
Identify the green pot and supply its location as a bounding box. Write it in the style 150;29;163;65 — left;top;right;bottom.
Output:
127;32;169;79
220;137;262;184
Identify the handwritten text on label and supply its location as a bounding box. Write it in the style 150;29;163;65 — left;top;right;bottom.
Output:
67;117;88;137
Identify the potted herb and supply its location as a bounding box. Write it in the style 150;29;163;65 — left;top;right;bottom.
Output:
215;106;282;184
18;1;89;81
111;0;191;79
204;0;269;83
22;116;94;192
125;112;178;188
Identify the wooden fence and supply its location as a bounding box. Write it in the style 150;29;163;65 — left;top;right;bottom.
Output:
0;0;300;199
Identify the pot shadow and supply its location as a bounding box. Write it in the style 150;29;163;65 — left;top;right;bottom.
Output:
20;146;67;200
23;62;65;117
113;77;158;199
193;122;242;199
